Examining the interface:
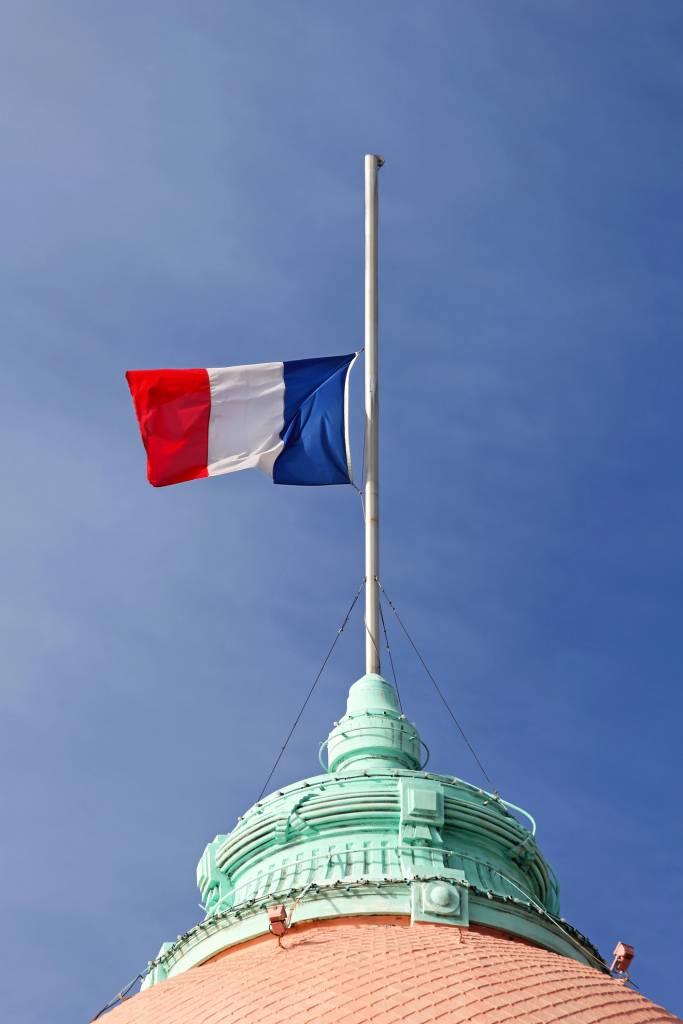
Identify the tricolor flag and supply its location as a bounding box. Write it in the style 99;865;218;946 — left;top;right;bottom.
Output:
126;353;358;488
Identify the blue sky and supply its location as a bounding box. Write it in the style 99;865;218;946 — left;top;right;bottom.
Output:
2;1;682;1020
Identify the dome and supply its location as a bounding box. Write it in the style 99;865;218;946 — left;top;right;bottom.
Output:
103;676;682;1022
109;919;679;1024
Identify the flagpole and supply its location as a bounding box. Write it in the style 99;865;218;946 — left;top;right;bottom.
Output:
364;153;383;676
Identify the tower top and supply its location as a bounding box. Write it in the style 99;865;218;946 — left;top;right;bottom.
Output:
324;673;423;773
140;673;601;990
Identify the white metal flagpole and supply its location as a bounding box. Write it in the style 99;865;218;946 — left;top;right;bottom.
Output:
364;153;383;675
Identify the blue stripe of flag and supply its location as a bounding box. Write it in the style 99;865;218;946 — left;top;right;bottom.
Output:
273;353;356;486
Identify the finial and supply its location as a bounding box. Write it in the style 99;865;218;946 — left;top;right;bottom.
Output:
324;674;422;774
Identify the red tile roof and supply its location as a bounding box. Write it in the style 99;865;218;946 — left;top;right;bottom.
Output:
107;917;681;1024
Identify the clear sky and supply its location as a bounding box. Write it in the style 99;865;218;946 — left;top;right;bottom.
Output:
2;2;682;1020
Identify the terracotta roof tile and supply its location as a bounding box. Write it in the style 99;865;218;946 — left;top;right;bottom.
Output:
107;918;680;1024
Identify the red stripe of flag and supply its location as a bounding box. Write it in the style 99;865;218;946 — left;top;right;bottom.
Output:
125;369;211;487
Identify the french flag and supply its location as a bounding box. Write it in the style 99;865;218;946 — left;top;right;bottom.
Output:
126;353;358;488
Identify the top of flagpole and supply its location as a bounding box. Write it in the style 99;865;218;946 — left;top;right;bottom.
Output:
364;154;382;675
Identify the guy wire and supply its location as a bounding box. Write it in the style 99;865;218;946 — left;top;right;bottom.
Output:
256;582;363;802
378;582;495;790
379;601;403;714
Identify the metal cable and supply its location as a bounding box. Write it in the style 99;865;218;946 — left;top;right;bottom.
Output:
378;583;495;789
256;582;363;802
379;602;403;714
90;972;146;1020
364;613;382;668
458;850;612;976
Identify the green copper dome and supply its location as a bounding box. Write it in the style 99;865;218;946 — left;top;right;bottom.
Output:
142;674;602;989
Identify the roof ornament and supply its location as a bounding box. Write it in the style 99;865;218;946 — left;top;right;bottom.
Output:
322;673;424;774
